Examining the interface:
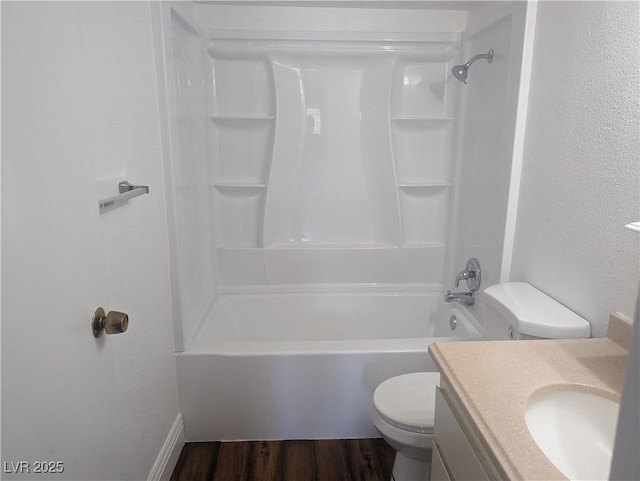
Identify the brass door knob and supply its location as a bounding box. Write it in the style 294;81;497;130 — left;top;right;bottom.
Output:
92;307;129;338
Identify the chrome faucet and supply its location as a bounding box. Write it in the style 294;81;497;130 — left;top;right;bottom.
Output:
454;258;481;290
444;258;481;305
454;269;471;287
445;290;475;305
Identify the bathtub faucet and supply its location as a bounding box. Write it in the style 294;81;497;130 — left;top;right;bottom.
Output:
445;258;481;305
444;290;475;305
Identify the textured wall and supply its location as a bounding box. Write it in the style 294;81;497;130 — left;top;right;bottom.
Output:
511;1;640;336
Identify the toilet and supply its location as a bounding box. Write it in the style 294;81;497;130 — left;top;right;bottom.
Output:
370;282;591;481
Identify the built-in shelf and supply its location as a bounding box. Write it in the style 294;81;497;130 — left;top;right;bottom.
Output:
217;244;264;249
398;183;450;189
265;242;400;250
213;182;267;189
210;115;275;122
391;116;454;122
217;243;449;250
216;243;449;250
401;242;447;248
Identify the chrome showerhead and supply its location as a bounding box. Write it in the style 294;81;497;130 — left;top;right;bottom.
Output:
452;64;469;83
451;49;494;84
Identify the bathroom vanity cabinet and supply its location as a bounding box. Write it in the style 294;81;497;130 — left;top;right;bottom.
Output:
431;379;500;481
429;318;631;481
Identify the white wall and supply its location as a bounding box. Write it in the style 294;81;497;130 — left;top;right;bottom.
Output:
2;2;181;479
510;1;640;337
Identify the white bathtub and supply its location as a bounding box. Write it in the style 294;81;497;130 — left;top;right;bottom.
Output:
176;290;482;441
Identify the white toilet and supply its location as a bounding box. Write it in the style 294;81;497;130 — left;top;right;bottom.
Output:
370;282;591;481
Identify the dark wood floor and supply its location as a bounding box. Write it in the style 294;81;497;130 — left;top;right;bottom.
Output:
171;438;395;481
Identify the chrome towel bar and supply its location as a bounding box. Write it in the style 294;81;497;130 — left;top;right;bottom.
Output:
99;180;149;214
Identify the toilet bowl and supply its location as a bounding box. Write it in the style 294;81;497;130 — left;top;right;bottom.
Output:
370;282;591;481
371;372;440;481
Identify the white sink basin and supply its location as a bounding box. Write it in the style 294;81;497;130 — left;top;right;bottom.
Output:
525;390;620;480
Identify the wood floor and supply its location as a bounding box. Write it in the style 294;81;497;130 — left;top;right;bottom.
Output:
171;439;395;481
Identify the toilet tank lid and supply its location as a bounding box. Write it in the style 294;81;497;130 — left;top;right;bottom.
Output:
484;282;591;339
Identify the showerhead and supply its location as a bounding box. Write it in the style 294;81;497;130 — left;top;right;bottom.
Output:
452;64;469;83
451;49;494;84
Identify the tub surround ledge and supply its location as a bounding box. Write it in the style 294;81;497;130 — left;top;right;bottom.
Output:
428;313;632;480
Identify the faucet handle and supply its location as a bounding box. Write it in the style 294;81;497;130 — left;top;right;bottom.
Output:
454;269;470;287
454;258;482;292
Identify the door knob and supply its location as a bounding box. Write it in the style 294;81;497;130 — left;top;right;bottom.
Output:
92;307;129;338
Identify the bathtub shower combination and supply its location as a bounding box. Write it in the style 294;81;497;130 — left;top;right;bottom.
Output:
156;2;527;441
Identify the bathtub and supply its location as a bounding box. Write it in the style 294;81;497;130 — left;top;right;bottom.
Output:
176;290;482;441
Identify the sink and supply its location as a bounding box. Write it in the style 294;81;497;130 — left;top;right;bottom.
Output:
525;389;620;480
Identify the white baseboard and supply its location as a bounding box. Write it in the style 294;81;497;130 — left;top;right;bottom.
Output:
148;413;185;481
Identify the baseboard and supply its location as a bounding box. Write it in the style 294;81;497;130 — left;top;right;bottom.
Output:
147;413;185;481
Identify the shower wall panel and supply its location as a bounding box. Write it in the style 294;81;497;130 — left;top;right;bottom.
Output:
205;39;459;287
265;58;398;247
162;7;217;350
446;2;528;325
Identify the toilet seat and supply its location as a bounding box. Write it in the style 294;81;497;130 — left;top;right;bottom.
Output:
372;372;440;434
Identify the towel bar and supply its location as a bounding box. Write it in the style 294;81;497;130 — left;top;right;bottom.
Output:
99;180;149;214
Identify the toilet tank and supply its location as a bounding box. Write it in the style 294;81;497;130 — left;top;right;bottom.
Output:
483;282;591;340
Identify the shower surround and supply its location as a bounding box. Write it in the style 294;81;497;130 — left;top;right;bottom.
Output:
156;1;528;440
211;39;458;286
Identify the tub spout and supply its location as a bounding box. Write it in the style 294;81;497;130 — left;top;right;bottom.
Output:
444;290;475;305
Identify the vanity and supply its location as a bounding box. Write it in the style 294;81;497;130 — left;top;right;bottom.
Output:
428;313;631;480
431;377;500;481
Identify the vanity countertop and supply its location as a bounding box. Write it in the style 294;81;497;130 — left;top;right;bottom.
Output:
428;314;631;481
